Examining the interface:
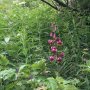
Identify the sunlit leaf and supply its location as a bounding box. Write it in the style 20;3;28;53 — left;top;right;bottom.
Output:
0;69;16;80
0;54;9;66
64;85;79;90
47;77;58;90
31;59;46;71
4;36;10;43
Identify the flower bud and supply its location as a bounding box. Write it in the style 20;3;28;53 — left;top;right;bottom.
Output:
51;48;57;53
57;40;62;45
48;40;53;44
49;56;54;61
50;32;56;39
50;32;53;37
51;46;57;53
56;38;62;45
57;57;62;62
51;46;57;49
53;33;56;39
60;52;64;57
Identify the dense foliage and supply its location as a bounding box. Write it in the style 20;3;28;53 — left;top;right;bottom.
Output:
0;0;90;90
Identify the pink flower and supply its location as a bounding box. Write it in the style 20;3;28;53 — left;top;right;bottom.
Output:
51;48;57;53
57;57;62;62
57;40;62;45
49;56;54;61
48;40;53;44
50;32;56;39
48;24;64;63
60;52;64;57
56;38;60;41
53;33;56;39
51;46;57;53
51;46;56;49
50;32;53;37
56;38;62;45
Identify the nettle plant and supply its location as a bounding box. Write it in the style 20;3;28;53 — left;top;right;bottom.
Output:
48;23;64;63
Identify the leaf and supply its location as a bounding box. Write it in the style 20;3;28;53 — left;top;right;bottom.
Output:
56;77;65;90
64;85;79;90
17;64;31;78
19;65;27;72
56;77;64;83
86;60;90;66
47;77;58;90
69;78;80;85
0;68;16;80
79;61;90;72
4;36;10;43
0;54;9;66
31;59;46;71
5;81;17;90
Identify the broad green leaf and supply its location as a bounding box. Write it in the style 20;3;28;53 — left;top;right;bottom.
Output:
0;68;15;80
56;77;64;83
19;65;27;72
5;81;17;90
31;59;46;71
86;60;90;66
4;36;10;43
0;54;9;66
56;77;65;90
47;77;58;90
64;85;79;90
17;64;31;78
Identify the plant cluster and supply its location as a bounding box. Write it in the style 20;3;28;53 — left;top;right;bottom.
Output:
48;23;64;63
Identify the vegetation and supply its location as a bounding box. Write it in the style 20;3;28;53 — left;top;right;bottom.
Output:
0;0;90;90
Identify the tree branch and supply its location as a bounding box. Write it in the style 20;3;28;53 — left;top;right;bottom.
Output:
54;0;78;11
41;0;78;12
41;0;58;10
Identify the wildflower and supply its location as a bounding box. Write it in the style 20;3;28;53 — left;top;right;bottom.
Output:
49;56;54;61
57;57;62;62
51;48;57;53
53;33;56;39
51;46;57;50
51;46;57;53
60;52;64;57
57;40;62;45
56;38;62;45
48;23;64;63
50;32;56;39
48;40;53;44
50;32;53;37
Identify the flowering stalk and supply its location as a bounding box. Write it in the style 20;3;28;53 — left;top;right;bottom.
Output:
48;23;64;63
